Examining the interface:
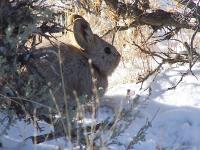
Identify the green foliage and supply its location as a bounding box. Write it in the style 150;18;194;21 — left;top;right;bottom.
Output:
0;104;17;136
0;0;65;120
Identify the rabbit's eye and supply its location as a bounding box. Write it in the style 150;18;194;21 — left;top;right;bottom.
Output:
104;47;111;54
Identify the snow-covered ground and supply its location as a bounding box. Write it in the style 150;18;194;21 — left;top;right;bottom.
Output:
131;63;200;150
1;62;200;150
2;0;200;149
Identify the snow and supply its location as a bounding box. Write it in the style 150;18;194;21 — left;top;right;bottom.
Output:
0;118;69;150
2;62;200;150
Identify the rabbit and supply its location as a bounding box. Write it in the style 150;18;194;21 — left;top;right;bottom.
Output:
27;14;121;115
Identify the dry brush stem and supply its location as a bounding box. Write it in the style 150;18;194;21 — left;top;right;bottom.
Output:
173;0;200;12
104;0;197;30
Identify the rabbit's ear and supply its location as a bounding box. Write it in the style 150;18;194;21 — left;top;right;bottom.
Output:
72;15;94;49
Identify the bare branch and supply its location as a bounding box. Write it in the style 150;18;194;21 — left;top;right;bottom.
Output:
104;0;197;30
173;0;200;11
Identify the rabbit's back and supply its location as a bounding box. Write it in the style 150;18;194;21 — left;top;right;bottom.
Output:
32;43;108;104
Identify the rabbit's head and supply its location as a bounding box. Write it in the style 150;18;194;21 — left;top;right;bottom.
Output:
70;15;121;76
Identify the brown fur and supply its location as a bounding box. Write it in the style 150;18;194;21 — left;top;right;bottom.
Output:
30;15;121;109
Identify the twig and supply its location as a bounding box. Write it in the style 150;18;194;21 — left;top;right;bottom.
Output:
125;109;160;150
27;122;114;144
